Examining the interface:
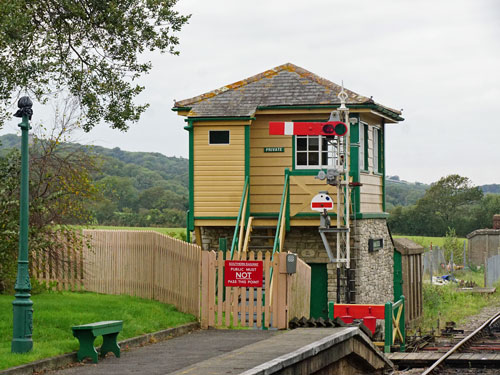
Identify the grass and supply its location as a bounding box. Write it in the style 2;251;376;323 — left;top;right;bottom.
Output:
0;291;196;370
75;226;186;239
420;268;500;333
392;235;467;249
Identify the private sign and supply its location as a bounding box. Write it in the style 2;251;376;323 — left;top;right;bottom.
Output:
224;260;263;287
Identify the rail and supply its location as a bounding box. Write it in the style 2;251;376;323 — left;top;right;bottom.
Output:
230;176;249;259
384;295;405;353
421;310;500;375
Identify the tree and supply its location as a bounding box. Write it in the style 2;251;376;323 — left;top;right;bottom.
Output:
0;100;100;292
0;0;190;131
416;175;483;234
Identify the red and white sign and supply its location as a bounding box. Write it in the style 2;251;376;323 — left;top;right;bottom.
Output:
269;121;347;137
311;193;334;212
224;260;263;287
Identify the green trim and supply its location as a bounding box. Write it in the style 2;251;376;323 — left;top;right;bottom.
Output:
363;123;369;170
185;122;195;231
294;213;338;218
381;121;386;212
245;125;251;224
349;114;361;215
289;169;321;176
186;210;191;243
251;212;279;217
172;106;191;112
292;135;296;169
360;168;369;173
285;169;291;231
256;104;404;121
194;216;238;220
184;116;255;122
354;212;390;219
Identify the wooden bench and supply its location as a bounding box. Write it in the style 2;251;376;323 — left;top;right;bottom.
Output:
72;320;123;363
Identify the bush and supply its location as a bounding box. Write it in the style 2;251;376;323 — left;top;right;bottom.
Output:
443;227;464;265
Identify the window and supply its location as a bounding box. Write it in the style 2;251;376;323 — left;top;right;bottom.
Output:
295;135;343;169
360;123;368;171
373;127;381;173
208;130;230;145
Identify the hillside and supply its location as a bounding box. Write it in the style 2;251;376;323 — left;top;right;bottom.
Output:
0;134;188;227
1;134;497;227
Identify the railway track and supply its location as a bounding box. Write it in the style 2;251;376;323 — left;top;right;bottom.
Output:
389;309;500;374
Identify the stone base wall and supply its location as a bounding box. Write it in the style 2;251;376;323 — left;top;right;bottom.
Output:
198;227;234;250
197;219;394;305
351;219;394;304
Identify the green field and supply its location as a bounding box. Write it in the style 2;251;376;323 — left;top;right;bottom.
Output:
77;226;186;239
0;292;196;370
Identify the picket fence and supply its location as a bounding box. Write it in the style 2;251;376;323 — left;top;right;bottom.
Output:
200;251;311;329
32;230;202;317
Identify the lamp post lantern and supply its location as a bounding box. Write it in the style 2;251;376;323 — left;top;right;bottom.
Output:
11;96;34;353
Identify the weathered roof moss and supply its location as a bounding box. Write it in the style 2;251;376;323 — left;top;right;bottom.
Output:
173;63;403;120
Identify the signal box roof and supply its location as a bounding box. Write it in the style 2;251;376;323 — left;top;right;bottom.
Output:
173;63;403;121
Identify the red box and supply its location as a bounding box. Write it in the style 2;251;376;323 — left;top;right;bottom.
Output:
224;260;263;287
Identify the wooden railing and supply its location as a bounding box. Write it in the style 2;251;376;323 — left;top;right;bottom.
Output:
32;230;202;318
230;176;249;259
385;295;405;353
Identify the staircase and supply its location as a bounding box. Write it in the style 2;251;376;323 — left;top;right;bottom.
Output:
247;224;276;253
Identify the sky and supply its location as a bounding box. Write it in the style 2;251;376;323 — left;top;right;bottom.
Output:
1;0;499;185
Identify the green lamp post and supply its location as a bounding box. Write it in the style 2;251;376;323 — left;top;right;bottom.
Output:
11;96;34;353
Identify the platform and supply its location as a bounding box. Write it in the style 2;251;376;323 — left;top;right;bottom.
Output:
170;327;392;375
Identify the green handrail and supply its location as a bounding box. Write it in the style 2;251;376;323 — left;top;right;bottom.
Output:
384;295;405;353
230;176;249;259
272;172;290;256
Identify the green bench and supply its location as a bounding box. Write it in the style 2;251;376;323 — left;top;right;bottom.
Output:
72;320;123;363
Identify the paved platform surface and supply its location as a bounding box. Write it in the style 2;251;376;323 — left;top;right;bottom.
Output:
48;327;387;375
47;330;278;375
169;328;360;375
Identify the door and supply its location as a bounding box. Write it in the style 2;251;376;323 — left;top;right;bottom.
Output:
309;263;328;319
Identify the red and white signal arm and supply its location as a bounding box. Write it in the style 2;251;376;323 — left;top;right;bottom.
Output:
269;121;348;137
311;193;334;212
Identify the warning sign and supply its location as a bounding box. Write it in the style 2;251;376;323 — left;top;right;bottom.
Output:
224;260;263;287
311;192;334;212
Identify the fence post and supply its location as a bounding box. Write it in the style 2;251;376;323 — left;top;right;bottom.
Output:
328;301;334;320
384;301;392;353
430;244;433;283
463;240;467;269
400;295;405;352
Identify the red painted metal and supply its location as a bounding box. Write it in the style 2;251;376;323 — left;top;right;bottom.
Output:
362;307;377;335
269;121;347;136
311;202;333;209
334;304;385;335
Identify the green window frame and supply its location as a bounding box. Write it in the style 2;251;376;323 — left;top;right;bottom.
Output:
373;127;382;173
360;123;369;172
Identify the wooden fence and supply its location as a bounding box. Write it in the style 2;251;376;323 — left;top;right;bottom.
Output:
32;230;202;318
201;251;311;329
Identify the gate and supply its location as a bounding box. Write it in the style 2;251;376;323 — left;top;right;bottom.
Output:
201;251;310;329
